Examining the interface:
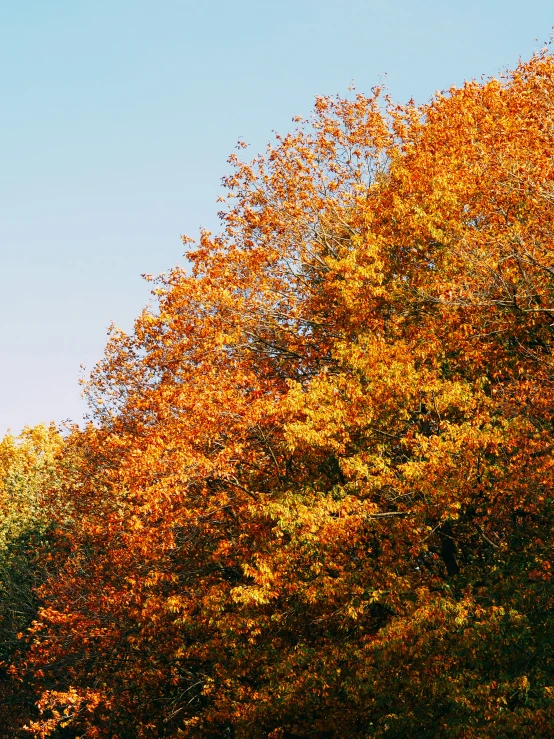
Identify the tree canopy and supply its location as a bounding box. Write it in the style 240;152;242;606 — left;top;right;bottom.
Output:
3;51;554;738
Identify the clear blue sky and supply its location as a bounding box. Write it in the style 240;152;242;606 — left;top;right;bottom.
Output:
1;0;552;435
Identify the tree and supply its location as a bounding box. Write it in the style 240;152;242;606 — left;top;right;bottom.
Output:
0;425;63;736
11;51;554;737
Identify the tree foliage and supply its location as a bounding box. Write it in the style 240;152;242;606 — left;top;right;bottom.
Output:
0;425;63;734
4;51;554;738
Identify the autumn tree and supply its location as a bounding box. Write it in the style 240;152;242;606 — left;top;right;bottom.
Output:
7;50;554;738
0;425;64;735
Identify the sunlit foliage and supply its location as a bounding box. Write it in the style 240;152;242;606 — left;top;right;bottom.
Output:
4;51;554;738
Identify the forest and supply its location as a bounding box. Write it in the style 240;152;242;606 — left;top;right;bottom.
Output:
1;51;554;737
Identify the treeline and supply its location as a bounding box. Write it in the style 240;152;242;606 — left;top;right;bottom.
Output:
2;52;554;738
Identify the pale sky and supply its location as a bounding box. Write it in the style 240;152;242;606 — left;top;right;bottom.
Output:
1;0;552;435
